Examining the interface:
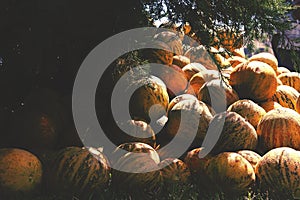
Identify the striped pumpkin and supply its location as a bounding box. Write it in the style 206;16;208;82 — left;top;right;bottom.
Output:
159;158;191;184
258;99;282;112
277;72;300;93
276;66;290;75
198;79;239;113
227;56;247;68
167;93;198;114
0;148;42;196
164;99;213;152
184;147;212;175
255;147;300;199
229;61;278;102
111;142;162;195
227;99;266;129
49;147;110;198
182;63;207;80
271;85;299;110
248;52;278;73
172;55;190;68
297;96;300;113
207;111;258;155
129;76;169;123
237;150;262;170
185;70;220;96
257;107;300;153
206;152;255;194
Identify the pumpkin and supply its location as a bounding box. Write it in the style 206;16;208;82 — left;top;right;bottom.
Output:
229;61;278;102
232;48;246;58
207;111;258;155
153;64;188;98
111;142;162;195
153;31;183;55
271;85;299;110
227;56;247;68
163;99;213;153
237;150;262;170
209;47;231;68
159;158;191;184
227;99;266;129
276;66;290;75
184;147;212;175
129;76;169;123
0;148;42;196
184;45;218;70
198;79;239;113
258;99;282;112
185;70;220;96
277;72;300;93
167;93;198;113
256;107;300;153
115;120;157;148
172;55;190;68
49;147;110;198
248;52;278;73
206;152;255;193
182;62;207;80
255;147;300;199
297;96;300;113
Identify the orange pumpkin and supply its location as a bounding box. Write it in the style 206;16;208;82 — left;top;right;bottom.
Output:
258;99;282;112
248;52;278;73
272;85;299;110
277;72;300;93
172;55;190;68
257;107;300;153
229;61;277;102
182;63;207;80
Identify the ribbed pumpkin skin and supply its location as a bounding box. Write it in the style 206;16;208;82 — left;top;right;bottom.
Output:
198;79;239;113
115;120;157;148
248;52;278;73
172;55;190;68
277;72;300;93
184;147;212;175
164;99;213;152
0;148;42;195
258;99;282;112
111;143;162;195
167;93;198;113
237;150;262;170
129;77;169;123
49;147;110;197
227;99;266;129
229;61;277;102
227;56;247;68
272;85;299;110
257;107;300;153
185;70;220;95
297;96;300;113
207;111;258;155
276;66;290;75
255;147;300;199
159;158;191;184
207;152;255;193
182;63;207;80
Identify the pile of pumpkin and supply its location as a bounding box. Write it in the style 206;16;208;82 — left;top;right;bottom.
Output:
1;28;300;200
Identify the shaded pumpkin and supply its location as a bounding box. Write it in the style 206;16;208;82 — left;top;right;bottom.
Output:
181;62;207;80
271;85;299;110
227;99;266;129
0;148;42;196
184;147;212;175
227;56;247;68
277;72;300;93
129;76;169;124
167;93;198;114
185;70;220;96
258;99;282;112
297;95;300;113
255;147;300;199
237;150;262;170
172;55;190;68
198;79;239;113
163;99;213;155
206;111;258;155
48;147;110;198
229;61;277;102
232;48;246;58
256;107;300;153
206;152;255;194
276;66;290;75
111;142;162;195
248;52;278;73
